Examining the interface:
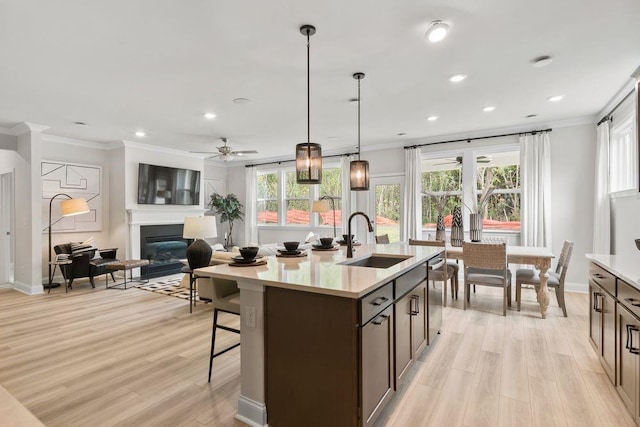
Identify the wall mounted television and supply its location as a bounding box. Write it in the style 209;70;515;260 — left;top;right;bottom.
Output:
137;163;201;205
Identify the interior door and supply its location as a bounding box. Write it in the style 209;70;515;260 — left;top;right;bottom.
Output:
0;171;14;285
369;175;403;243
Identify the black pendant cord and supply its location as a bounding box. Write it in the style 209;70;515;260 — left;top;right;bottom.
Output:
357;78;361;160
307;31;310;146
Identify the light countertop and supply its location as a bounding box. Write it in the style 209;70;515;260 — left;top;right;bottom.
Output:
195;243;443;299
586;253;640;290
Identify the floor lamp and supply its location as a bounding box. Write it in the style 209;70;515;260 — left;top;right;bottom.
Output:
46;194;90;288
312;196;338;238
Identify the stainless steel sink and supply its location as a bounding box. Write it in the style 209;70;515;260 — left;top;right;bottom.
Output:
340;254;412;268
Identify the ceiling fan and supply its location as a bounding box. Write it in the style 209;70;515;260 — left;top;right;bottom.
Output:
190;138;258;161
434;155;491;166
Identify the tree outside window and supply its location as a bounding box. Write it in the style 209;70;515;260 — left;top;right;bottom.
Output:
285;172;310;225
257;171;278;224
319;168;342;226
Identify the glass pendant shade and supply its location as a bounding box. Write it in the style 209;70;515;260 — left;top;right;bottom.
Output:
296;142;322;184
350;159;369;191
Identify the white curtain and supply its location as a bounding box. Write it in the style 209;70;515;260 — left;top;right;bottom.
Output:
593;121;611;254
402;147;422;240
340;155;354;234
245;166;258;245
520;132;552;247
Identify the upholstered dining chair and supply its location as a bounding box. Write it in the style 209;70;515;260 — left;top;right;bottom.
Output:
208;278;241;382
375;234;390;244
463;242;512;316
409;239;459;306
516;240;574;317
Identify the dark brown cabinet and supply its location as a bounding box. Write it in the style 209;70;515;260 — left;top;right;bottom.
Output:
264;258;442;427
617;303;640;423
427;276;442;344
589;266;616;384
394;282;427;386
361;305;394;427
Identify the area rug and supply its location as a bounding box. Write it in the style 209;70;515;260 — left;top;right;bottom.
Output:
135;277;201;301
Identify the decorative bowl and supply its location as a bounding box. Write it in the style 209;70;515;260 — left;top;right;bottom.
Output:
319;237;334;247
283;241;299;252
239;246;260;260
342;234;354;243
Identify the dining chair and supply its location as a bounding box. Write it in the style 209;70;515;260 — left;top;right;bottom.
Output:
516;240;574;317
409;239;459;306
463;242;512;316
375;234;390;244
208;278;241;382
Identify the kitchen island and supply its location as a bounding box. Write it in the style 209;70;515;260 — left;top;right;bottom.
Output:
195;243;443;427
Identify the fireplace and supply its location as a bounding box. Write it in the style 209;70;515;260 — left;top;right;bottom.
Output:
140;224;190;278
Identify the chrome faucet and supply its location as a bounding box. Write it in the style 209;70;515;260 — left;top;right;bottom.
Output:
347;211;374;258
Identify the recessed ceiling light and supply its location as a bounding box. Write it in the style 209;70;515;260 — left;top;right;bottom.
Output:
74;121;88;126
427;115;439;121
135;131;146;137
204;112;217;119
547;95;564;102
449;73;467;83
531;56;553;67
233;98;252;105
425;20;449;43
525;114;538;118
483;106;496;112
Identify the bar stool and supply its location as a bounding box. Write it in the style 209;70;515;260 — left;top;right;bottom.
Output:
208;278;241;382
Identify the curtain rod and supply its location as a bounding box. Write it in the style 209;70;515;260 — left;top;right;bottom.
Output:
403;128;552;150
597;88;636;126
245;152;358;168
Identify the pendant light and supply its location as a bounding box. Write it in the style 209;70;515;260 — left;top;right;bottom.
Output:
350;72;369;191
296;24;322;184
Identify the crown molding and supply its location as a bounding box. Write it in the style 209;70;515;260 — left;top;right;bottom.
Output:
10;122;50;135
597;78;637;119
41;134;113;150
122;139;205;159
379;114;596;151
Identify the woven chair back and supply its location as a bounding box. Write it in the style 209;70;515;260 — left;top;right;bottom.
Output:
462;242;507;270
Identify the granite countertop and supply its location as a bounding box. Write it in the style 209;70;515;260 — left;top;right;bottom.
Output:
195;243;443;299
586;253;640;290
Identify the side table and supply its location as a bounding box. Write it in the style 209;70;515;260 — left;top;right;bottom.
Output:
48;260;72;293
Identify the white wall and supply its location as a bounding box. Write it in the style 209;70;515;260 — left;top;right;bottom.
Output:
549;124;596;289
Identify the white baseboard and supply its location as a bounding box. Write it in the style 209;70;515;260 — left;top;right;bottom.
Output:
12;281;44;295
236;395;267;427
565;281;588;293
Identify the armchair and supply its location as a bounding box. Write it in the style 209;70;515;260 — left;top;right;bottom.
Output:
53;244;117;289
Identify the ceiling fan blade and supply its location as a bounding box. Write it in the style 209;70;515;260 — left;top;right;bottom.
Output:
433;161;458;166
231;150;259;155
190;150;219;154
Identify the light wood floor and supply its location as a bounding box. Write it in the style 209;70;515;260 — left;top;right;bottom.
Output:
0;279;634;427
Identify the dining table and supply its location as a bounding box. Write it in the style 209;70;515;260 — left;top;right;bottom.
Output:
446;244;555;318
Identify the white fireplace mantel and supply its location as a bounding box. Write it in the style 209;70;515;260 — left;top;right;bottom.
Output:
127;208;206;259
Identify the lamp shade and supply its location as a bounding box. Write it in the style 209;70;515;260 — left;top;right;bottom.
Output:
60;198;90;217
312;200;331;213
350;160;370;191
183;216;217;239
296;142;322;184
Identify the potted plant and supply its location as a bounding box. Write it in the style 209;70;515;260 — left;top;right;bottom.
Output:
208;192;244;247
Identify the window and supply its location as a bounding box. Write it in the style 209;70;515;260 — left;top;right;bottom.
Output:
610;115;637;193
319;168;342;227
285;171;310;225
421;148;521;233
475;151;521;231
421;157;463;229
255;164;343;228
257;171;278;224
